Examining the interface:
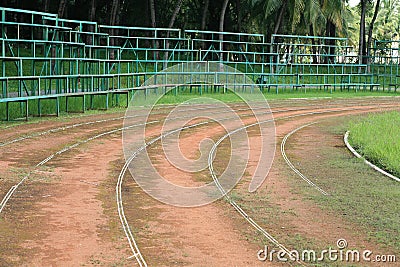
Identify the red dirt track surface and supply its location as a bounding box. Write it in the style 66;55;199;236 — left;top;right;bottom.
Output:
0;97;399;266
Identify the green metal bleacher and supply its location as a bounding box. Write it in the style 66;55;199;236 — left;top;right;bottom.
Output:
0;6;399;120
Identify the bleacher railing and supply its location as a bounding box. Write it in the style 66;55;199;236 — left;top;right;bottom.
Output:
0;6;399;109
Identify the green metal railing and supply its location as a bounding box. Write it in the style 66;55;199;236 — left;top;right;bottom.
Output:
0;6;399;120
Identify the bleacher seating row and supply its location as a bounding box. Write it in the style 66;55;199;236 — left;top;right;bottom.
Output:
0;6;399;120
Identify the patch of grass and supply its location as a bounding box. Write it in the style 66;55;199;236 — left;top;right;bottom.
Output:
97;159;128;244
0;179;51;266
288;120;400;252
318;154;400;250
348;111;400;177
0;106;125;129
1;87;399;123
132;89;400;107
264;90;400;100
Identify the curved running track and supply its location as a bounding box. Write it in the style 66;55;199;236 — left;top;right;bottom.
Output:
0;97;399;266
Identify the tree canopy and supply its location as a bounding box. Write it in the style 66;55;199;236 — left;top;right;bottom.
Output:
2;0;399;52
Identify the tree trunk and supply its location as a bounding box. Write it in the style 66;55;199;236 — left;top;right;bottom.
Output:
201;0;210;30
164;0;184;68
42;0;50;42
149;0;159;61
52;0;67;74
88;0;97;45
110;0;119;25
366;0;381;68
168;0;183;28
236;0;242;32
201;0;210;50
219;0;229;61
310;25;318;64
325;19;336;64
235;0;244;61
358;0;367;64
89;0;97;22
116;1;123;26
44;0;50;13
273;0;287;35
149;0;156;28
270;0;287;68
57;0;67;18
109;0;120;60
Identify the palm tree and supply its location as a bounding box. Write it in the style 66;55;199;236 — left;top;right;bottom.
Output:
358;0;367;63
321;0;347;63
109;0;120;60
366;0;381;63
88;0;96;45
43;0;50;13
110;0;120;27
149;0;159;60
251;0;287;35
201;0;210;49
274;0;288;34
149;0;156;28
201;0;210;31
235;0;242;31
164;0;185;68
57;0;67;18
252;0;313;36
373;0;400;41
357;0;381;64
219;0;230;60
52;0;69;74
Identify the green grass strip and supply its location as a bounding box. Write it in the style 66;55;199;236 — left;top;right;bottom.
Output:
348;111;400;177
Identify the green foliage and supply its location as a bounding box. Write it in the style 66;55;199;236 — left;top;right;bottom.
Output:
2;0;399;52
373;0;400;41
348;0;400;46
